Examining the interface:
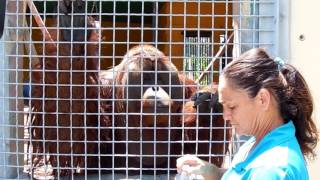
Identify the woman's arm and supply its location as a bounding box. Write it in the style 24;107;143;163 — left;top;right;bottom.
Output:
176;155;227;180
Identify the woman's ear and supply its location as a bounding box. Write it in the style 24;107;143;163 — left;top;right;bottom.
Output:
256;88;271;110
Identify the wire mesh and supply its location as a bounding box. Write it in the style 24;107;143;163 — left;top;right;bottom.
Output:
0;0;278;179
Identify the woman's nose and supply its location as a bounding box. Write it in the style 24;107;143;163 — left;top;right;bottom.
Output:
223;110;231;121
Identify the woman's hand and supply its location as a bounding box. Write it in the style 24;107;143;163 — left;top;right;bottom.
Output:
176;155;224;180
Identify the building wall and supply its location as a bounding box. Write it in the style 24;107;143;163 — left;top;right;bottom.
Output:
158;2;233;70
289;1;320;179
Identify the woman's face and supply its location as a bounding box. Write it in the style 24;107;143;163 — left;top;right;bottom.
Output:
218;76;261;136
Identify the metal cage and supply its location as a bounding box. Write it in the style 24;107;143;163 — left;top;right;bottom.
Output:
0;0;279;179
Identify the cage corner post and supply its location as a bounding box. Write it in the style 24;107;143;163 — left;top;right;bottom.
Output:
0;0;28;179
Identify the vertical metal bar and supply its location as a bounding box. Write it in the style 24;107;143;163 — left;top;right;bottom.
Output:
112;1;116;179
70;1;74;178
193;37;196;81
152;1;156;43
167;0;173;177
239;0;242;54
15;2;19;178
253;0;259;49
84;1;89;179
183;1;187;79
26;0;33;176
57;0;62;178
139;2;144;177
196;0;200;155
224;0;229;168
274;0;280;56
200;36;203;85
98;1;102;179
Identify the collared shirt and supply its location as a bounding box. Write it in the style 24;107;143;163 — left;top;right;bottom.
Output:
222;121;308;180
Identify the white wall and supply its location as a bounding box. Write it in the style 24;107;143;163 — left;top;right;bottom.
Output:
289;0;320;179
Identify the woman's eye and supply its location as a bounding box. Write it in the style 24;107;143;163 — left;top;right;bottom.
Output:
229;106;235;110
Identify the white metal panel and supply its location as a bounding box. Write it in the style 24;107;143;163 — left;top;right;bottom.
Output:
290;1;320;179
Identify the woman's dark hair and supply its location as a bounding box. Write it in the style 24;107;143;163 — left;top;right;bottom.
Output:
222;48;318;159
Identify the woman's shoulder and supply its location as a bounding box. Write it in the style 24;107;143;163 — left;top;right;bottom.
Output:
245;140;308;179
248;121;306;168
244;165;308;180
223;138;308;180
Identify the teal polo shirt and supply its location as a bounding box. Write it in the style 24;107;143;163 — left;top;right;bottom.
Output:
222;121;309;180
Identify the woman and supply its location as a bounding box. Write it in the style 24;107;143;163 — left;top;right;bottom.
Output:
176;48;318;179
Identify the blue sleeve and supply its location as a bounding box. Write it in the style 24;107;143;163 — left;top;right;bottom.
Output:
245;167;294;180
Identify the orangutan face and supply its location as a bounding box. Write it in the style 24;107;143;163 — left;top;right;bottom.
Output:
115;45;184;167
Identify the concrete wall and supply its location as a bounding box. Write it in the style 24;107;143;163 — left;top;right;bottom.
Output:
289;0;320;179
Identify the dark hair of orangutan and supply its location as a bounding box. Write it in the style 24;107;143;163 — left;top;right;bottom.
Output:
222;48;318;159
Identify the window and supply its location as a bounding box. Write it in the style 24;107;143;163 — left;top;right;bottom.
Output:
184;31;212;85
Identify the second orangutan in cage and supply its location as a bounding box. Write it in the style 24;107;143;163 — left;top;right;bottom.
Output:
29;2;99;177
180;84;232;168
99;45;197;174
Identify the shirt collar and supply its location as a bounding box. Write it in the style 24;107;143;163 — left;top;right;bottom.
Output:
233;121;296;173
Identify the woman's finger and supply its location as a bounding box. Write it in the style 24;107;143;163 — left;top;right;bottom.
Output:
177;155;199;172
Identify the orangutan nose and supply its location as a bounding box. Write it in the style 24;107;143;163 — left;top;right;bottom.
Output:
143;87;171;107
151;86;159;91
